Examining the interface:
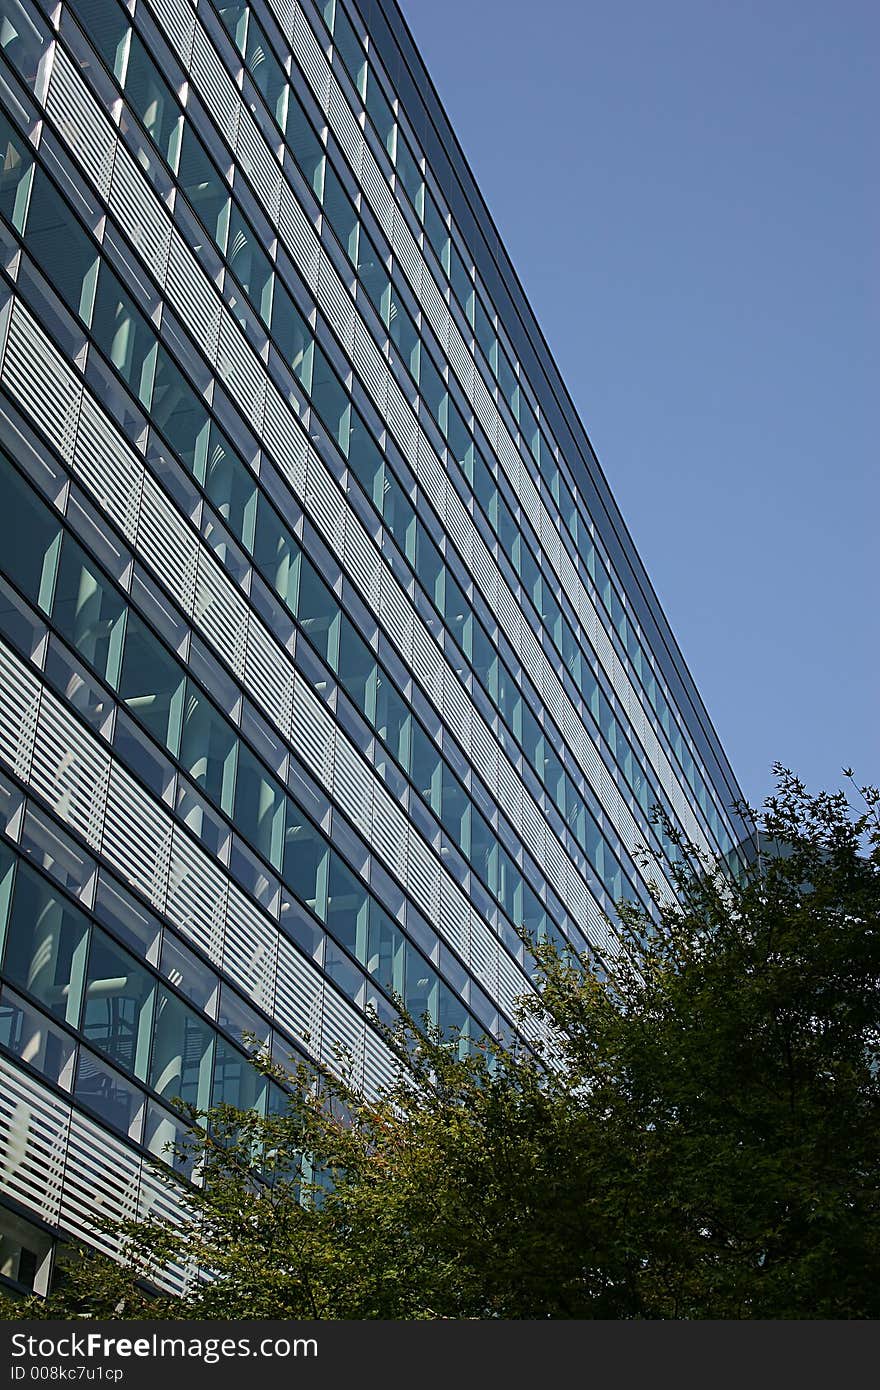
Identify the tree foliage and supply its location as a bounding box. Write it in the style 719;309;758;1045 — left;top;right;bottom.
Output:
4;769;879;1319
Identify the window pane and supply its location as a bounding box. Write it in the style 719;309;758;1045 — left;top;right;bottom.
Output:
252;496;299;609
0;108;33;233
150;987;214;1110
150;348;210;477
310;345;351;455
161;929;218;1017
74;1047;144;1140
179;684;238;814
51;534;126;686
66;0;129;78
0;455;60;611
374;671;411;770
331;3;365;94
0;0;52;98
444;569;472;659
95;873;161;964
346;414;384;509
23;171;99;322
234;742;285;869
321;164;358;265
324;938;364;1004
124;32;182;170
422;190;448;267
413;522;443;610
204;425;257;551
356;234;388;316
337;615;376;723
91;263;157;405
387;289;419;381
395;134;422;211
364;68;395;160
217;2;248;52
287;92;324;199
437;981;468;1042
118;610;185;755
440;767;470;857
325;853;368;959
81;928;154;1079
380;468;415;560
296;556;340;668
404;939;436;1024
226;201;273;325
177;123;229;248
271;279;312;382
470;808;496;890
2;862;89;1026
411;723;441;815
0;984;76;1090
365;902;403;995
244;14;287;132
212;1032;266;1111
282;805;328;920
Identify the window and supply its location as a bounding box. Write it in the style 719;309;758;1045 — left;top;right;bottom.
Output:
287;91;324;200
325;853;368;960
403;939;436;1023
124;32;182;172
0;108;32;233
252;496;300;610
51;534;126;687
23;171;99;322
365;901;403;996
296;556;340;668
394;134;422;213
65;0;129;81
212;1032;266;1111
330;2;365;95
321;164;358;266
0;983;76;1090
346;415;384;509
440;766;470;857
226;201;273;325
117;610;185;755
271;280;312;385
203;426;258;552
81;928;154;1079
74;1047;144;1139
364;68;395;160
1;862;89;1027
159;932;215;1023
336;615;377;723
0;0;52;100
179;684;238;815
283;806;329;920
234;743;285;869
387;288;419;381
374;670;411;770
91;263;157;406
150;348;210;476
0;455;60;612
410;723;441;816
150;987;214;1109
177;124;229;249
244;12;287;133
310;345;350;455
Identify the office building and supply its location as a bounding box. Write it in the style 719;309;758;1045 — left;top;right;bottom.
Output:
0;0;752;1294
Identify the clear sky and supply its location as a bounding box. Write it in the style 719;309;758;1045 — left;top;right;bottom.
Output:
400;0;878;810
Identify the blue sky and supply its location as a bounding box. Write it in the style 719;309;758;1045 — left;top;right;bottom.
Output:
400;0;878;810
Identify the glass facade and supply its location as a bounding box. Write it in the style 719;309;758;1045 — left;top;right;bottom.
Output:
0;0;752;1292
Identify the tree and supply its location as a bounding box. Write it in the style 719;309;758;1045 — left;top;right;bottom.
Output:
4;768;879;1319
